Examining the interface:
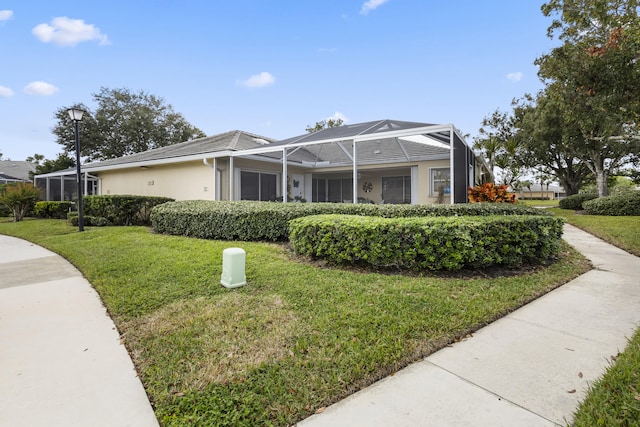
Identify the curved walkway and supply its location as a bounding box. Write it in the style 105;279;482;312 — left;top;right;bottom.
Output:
0;236;158;427
0;225;638;426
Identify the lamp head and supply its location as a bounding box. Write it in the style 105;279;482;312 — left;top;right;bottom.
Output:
67;107;85;121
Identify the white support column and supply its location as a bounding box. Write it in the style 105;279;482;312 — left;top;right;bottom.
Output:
213;158;217;201
46;177;51;201
282;147;288;202
352;140;358;204
84;172;88;196
229;157;234;201
410;166;418;205
449;126;455;204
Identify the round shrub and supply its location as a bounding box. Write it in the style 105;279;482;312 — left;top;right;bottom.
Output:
583;191;640;216
559;193;598;210
289;214;564;271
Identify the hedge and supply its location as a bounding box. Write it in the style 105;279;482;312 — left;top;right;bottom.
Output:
67;214;112;227
84;195;174;226
34;201;73;219
583;191;640;216
289;214;564;271
559;193;598;210
151;200;548;242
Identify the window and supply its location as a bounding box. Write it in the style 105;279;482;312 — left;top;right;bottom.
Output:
382;176;411;204
240;171;277;201
430;168;450;197
312;178;327;202
313;177;352;202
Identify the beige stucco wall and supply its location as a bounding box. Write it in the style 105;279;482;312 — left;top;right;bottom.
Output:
96;157;453;204
98;160;217;201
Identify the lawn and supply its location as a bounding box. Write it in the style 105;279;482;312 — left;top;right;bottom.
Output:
518;198;560;208
550;208;640;256
0;217;590;426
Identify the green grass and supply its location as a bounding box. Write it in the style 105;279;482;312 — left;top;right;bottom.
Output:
0;218;590;426
550;208;640;256
518;199;560;207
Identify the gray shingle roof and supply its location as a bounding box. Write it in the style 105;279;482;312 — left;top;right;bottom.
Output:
83;130;276;170
0;161;35;181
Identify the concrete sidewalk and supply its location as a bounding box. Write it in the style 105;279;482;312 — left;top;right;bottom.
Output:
299;224;640;426
0;235;158;427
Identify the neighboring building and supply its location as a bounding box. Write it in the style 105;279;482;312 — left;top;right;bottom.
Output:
517;183;567;200
0;161;35;184
35;120;491;204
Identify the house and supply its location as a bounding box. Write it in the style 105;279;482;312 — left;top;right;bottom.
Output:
516;183;567;200
35;120;490;204
0;161;36;184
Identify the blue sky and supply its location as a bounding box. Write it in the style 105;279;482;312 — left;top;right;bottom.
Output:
0;1;558;161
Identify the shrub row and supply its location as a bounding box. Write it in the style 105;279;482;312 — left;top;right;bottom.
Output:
559;193;598;210
289;214;564;271
150;200;548;241
67;213;112;227
84;195;174;226
583;191;640;216
34;201;73;219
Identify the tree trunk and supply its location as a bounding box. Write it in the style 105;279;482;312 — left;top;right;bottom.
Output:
595;168;609;197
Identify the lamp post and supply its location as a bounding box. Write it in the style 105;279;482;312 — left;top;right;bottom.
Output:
67;108;85;232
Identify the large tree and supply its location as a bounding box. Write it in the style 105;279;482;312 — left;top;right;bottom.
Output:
537;0;640;196
52;87;206;162
512;91;592;195
473;109;526;186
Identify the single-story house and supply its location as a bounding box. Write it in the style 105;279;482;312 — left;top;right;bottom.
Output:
0;161;35;184
35;119;490;205
516;183;567;200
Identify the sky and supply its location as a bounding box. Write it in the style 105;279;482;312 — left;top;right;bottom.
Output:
0;0;559;162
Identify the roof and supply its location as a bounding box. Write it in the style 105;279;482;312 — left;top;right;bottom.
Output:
0;161;35;181
35;120;476;177
234;119;460;167
80;130;276;171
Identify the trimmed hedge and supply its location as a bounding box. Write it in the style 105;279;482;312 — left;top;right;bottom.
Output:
67;214;112;227
151;200;548;242
583;191;640;216
84;195;174;226
559;193;598;210
289;214;564;271
34;201;73;219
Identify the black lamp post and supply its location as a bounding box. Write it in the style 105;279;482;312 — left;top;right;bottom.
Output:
67;107;85;232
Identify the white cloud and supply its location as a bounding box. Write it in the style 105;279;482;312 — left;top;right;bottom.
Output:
0;85;14;97
240;71;275;88
32;16;110;46
318;47;337;53
361;0;390;15
507;72;523;82
24;81;59;96
329;112;349;123
0;10;13;22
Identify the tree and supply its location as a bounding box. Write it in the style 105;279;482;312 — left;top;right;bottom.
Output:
511;92;592;195
537;0;640;196
474;109;526;185
30;153;76;180
52;87;206;162
26;154;45;166
305;118;344;133
0;183;40;222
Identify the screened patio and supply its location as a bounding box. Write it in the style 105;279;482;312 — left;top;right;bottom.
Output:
230;119;486;204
